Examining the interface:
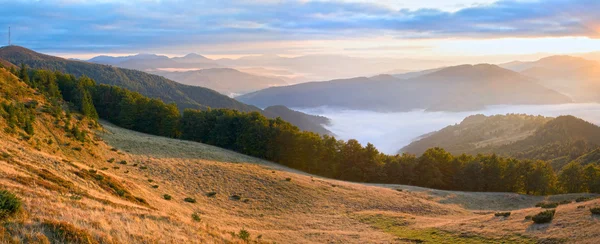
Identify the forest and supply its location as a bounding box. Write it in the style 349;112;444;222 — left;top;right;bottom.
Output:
8;64;600;196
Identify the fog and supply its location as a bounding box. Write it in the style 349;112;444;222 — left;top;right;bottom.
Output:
296;103;600;155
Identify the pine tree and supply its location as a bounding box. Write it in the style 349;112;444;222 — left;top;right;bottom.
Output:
19;63;30;84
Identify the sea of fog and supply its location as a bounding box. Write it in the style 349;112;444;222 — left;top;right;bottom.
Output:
295;103;600;155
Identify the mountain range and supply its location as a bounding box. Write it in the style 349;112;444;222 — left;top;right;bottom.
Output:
0;46;330;135
237;64;572;112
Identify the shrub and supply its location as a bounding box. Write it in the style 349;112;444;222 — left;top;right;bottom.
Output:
100;167;108;170
576;197;592;203
558;200;571;205
285;178;292;181
107;158;115;163
0;190;22;220
163;194;172;200
536;202;559;209
396;188;403;192
147;179;154;182
72;147;82;151
151;185;159;189
118;160;127;165
139;166;148;170
238;229;250;242
230;195;241;201
206;192;217;197
590;207;600;215
494;212;511;217
184;197;196;203
577;206;586;209
192;213;201;222
532;210;555;224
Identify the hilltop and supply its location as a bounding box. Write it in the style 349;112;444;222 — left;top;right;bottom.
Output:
237;64;572;112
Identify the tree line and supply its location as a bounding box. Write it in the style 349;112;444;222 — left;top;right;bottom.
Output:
11;66;600;195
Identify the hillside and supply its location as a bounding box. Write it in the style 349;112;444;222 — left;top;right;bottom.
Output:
402;114;600;170
488;116;600;168
400;114;553;155
237;64;572;112
0;46;258;112
3;66;600;243
152;68;289;97
501;55;600;102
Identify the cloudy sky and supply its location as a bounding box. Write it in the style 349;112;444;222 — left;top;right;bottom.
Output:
1;0;599;60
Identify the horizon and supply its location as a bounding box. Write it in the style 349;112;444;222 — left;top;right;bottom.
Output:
2;0;600;65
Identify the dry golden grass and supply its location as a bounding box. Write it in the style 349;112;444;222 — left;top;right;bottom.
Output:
1;68;599;243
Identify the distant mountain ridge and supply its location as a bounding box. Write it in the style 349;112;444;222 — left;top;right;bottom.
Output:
151;68;289;97
500;55;600;102
0;46;331;135
237;64;572;112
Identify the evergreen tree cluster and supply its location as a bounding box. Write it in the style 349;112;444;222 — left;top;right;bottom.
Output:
16;66;600;195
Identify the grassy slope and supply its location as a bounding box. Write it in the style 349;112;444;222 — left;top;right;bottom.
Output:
1;68;600;243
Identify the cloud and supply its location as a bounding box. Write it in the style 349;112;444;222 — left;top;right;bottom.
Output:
0;0;598;53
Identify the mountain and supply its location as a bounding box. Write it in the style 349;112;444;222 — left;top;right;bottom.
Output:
263;105;332;135
0;45;258;112
400;114;553;156
500;55;600;102
151;68;289;97
238;64;572;112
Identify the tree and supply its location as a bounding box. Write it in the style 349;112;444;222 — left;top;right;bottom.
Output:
19;63;29;84
558;162;584;193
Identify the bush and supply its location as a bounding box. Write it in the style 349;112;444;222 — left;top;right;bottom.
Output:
0;190;22;220
118;160;127;165
107;158;115;163
184;197;196;203
576;197;592;203
192;213;201;222
230;195;241;201
536;202;559;209
163;194;172;200
238;229;250;241
151;185;159;189
532;210;555;224
206;192;217;197
590;207;600;215
285;178;292;181
494;212;511;217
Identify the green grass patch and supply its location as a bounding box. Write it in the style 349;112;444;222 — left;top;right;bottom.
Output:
356;214;534;244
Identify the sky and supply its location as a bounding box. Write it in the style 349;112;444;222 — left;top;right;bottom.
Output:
1;0;600;61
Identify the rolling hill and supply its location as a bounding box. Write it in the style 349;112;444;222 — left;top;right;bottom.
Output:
401;114;600;170
400;114;553;156
238;64;572;112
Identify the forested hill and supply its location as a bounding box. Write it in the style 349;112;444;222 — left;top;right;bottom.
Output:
400;114;553;155
402;114;600;170
489;115;600;168
0;46;258;112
